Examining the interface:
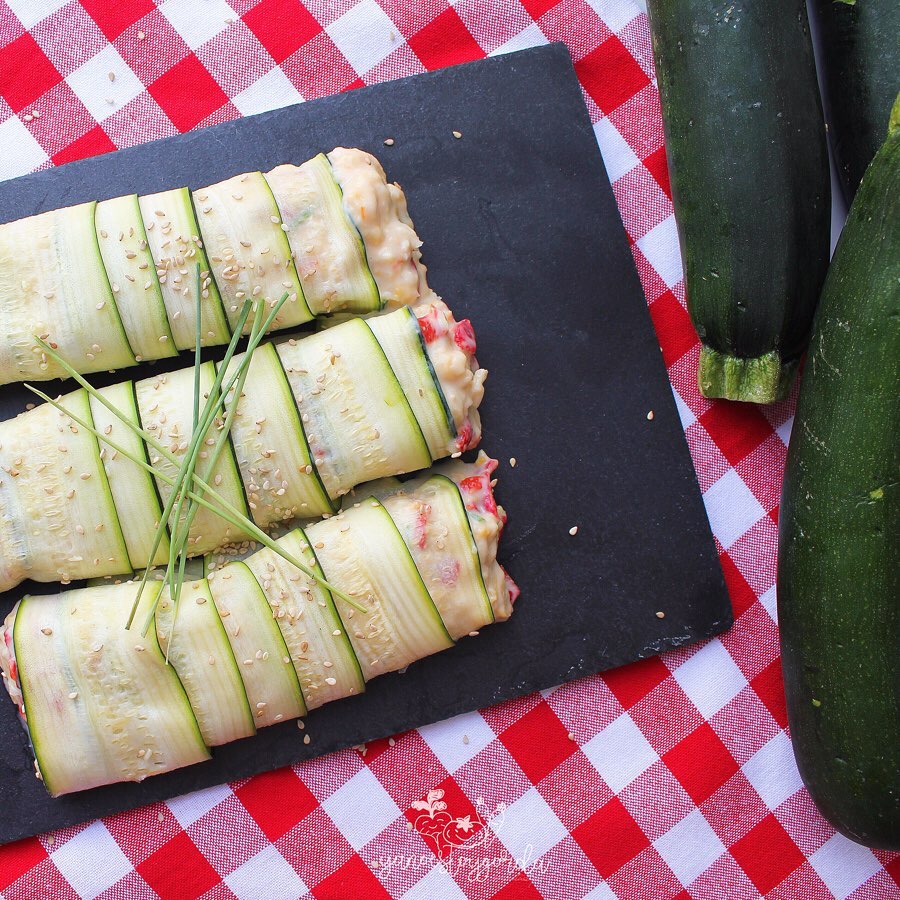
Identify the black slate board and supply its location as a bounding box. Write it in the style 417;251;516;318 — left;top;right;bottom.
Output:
0;44;731;844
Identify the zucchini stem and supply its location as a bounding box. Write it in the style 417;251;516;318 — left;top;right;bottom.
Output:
698;346;797;403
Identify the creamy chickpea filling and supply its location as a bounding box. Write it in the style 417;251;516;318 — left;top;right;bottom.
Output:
417;300;487;453
328;148;436;310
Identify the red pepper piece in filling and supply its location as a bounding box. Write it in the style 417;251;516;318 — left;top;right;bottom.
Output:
417;311;439;343
453;319;477;355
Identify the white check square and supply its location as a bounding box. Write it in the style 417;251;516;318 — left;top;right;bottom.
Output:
51;821;132;900
490;786;567;863
159;0;236;51
322;766;401;850
401;863;466;899
490;23;548;59
637;215;683;288
742;732;803;810
225;845;307;900
326;0;399;74
703;469;766;549
672;638;747;719
594;117;641;184
0;117;49;181
5;0;67;29
581;712;658;792
167;783;233;828
654;809;725;886
232;68;304;117
66;45;144;123
809;833;882;899
419;710;495;773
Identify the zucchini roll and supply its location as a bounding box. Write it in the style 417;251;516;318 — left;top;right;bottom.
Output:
0;301;485;592
0;457;517;796
0;149;435;386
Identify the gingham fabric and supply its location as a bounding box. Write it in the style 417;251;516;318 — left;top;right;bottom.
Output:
0;1;897;898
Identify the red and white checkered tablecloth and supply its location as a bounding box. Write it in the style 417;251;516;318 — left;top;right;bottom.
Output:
0;1;897;897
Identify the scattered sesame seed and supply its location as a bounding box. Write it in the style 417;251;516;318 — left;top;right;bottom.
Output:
647;410;654;420
655;611;665;619
303;734;311;744
569;525;579;536
40;627;52;636
384;138;395;146
453;130;462;138
509;457;517;467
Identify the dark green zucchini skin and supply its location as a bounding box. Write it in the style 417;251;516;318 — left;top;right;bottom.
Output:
778;103;899;850
813;0;899;203
646;0;831;403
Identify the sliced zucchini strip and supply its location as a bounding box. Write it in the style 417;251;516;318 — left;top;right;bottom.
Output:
368;307;456;458
245;528;364;709
194;172;313;333
13;583;209;796
311;498;453;680
219;341;332;527
276;317;431;498
135;362;250;553
381;475;494;639
208;560;307;726
91;380;169;570
0;389;130;584
0;202;136;381
266;154;380;315
139;187;230;350
155;579;255;746
96;194;176;361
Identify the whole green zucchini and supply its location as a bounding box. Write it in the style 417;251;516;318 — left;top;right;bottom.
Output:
647;0;831;403
778;97;899;850
812;0;899;203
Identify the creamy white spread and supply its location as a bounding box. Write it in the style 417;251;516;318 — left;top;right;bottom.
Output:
328;148;436;310
416;299;486;452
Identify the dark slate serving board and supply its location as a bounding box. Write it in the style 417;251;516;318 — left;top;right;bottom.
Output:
0;43;731;844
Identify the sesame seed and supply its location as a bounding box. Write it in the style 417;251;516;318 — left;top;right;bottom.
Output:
68;691;78;700
569;525;579;536
303;734;311;744
509;457;517;467
324;677;336;686
453;130;462;139
80;472;91;480
647;410;655;420
41;626;52;636
655;611;666;619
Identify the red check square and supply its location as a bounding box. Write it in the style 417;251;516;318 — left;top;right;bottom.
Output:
0;837;46;891
731;814;805;894
750;658;789;730
663;723;739;805
700;402;774;467
500;700;577;784
602;656;670;711
576;35;649;115
0;32;61;112
408;8;484;71
572;797;649;879
149;53;228;132
314;853;391;900
235;767;319;842
137;831;220;899
80;0;155;40
649;291;697;368
244;0;323;64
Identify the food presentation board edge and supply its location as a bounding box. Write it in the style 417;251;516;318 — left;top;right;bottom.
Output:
0;44;731;843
